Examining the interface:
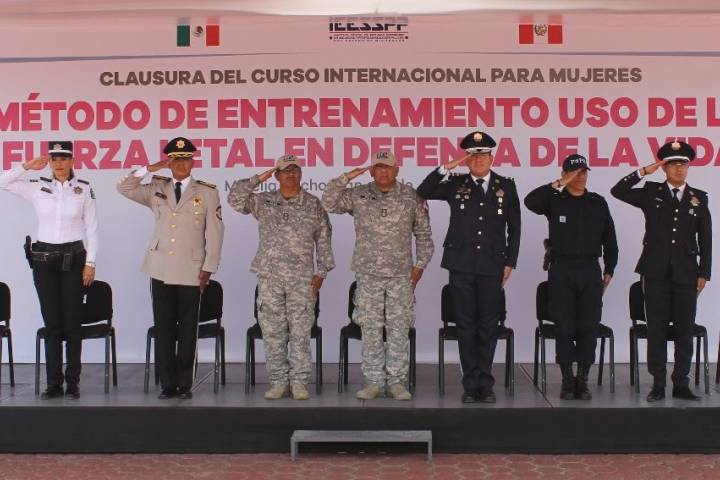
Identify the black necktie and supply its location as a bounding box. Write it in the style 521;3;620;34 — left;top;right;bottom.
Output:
672;188;680;206
476;178;485;193
175;181;182;203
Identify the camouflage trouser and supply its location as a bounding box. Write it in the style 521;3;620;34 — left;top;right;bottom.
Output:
257;275;315;386
352;272;415;386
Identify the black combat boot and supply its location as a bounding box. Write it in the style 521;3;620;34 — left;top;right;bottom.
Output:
575;363;592;400
560;363;575;400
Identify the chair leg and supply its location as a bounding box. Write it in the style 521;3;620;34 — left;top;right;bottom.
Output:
409;331;416;393
35;334;41;396
703;333;710;395
111;329;118;387
438;333;445;396
315;331;322;395
244;334;252;394
104;335;110;394
220;329;226;386
716;335;720;384
337;333;345;394
7;331;14;387
598;337;606;386
343;335;350;386
629;330;635;386
509;332;515;397
540;336;547;396
144;330;152;393
213;335;220;394
533;328;539;386
634;334;641;394
609;333;615;394
695;336;701;386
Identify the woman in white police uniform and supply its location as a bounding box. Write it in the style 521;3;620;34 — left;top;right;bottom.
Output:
0;141;98;399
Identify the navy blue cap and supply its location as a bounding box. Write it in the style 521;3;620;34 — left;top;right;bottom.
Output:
562;154;591;172
163;137;196;158
657;139;695;163
460;131;496;153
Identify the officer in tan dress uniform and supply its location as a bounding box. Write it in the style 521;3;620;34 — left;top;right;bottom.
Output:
117;137;224;399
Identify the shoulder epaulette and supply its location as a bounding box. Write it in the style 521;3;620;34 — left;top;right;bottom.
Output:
196;180;217;189
40;177;52;183
77;179;89;185
152;175;171;182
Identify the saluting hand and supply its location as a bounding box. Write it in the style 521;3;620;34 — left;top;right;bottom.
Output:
258;168;276;182
444;154;471;171
345;166;370;180
641;159;667;176
557;169;581;187
147;158;170;173
198;270;211;293
82;265;95;287
24;155;50;171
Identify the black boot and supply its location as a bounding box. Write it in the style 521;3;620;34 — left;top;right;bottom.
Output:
560;363;575;400
575;363;592;400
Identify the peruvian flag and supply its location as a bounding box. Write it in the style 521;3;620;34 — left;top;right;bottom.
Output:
519;23;563;44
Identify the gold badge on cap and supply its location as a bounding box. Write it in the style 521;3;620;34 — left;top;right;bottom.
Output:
473;132;483;141
176;139;186;149
53;143;62;150
671;141;681;150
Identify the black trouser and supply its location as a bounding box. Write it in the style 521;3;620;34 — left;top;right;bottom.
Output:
548;260;603;365
151;279;201;391
643;275;696;389
449;271;502;395
32;241;86;388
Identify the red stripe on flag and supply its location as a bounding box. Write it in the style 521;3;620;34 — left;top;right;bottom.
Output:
518;24;534;44
206;24;220;46
548;24;563;44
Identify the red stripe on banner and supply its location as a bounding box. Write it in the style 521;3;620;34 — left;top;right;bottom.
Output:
206;24;220;46
548;24;563;44
518;24;534;44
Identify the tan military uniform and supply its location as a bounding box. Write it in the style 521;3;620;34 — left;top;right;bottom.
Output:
117;173;224;286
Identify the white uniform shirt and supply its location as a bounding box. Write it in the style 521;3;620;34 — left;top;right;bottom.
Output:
0;166;99;263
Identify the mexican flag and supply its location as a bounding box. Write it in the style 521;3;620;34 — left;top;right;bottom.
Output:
177;24;220;47
518;24;563;44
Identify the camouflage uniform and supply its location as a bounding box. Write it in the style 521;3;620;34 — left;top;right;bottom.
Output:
228;175;334;386
322;175;434;386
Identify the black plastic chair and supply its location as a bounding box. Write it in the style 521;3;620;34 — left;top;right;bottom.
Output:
0;282;15;387
35;280;117;394
245;286;322;394
144;279;226;394
629;280;709;394
438;284;514;396
337;281;417;393
533;280;615;395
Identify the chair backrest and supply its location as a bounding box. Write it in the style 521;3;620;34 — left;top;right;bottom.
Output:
629;280;645;324
347;281;357;319
440;283;508;326
199;280;223;324
254;283;320;324
81;280;113;326
0;282;9;325
536;280;550;324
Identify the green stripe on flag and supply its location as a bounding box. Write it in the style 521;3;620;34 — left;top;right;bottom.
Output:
177;25;190;46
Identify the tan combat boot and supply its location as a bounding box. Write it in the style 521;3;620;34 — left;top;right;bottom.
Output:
356;384;385;400
388;383;412;401
291;384;310;400
264;384;290;400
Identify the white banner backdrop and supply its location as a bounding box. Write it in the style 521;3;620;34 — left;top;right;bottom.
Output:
0;11;719;366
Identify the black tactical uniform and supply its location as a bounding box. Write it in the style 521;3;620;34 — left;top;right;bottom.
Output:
525;154;618;399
